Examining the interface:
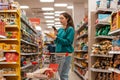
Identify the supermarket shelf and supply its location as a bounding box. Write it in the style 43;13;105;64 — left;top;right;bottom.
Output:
3;74;17;76
21;53;39;56
90;54;113;57
96;8;114;13
76;33;88;40
0;35;6;39
0;10;20;16
21;17;37;34
74;62;85;68
0;57;6;61
109;51;120;54
5;25;18;28
95;22;110;28
0;62;17;64
21;39;38;47
91;68;112;73
21;63;32;70
109;68;120;74
3;50;18;53
76;22;88;32
74;69;85;80
74;57;86;60
95;36;114;40
0;39;18;41
74;50;88;53
109;29;120;35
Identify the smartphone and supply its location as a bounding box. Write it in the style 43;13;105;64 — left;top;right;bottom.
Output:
52;26;57;31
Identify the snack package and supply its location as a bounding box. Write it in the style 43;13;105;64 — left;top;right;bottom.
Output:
26;68;54;79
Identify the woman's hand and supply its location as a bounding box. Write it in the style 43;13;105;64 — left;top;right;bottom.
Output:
45;32;56;40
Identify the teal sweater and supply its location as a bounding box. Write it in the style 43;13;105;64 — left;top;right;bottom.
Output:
54;26;75;53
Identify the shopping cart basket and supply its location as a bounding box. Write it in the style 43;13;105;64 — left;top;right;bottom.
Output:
26;53;68;80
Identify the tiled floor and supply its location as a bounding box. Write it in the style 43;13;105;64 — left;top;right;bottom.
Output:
69;69;82;80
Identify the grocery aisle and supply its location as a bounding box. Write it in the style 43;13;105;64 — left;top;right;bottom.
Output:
69;69;81;80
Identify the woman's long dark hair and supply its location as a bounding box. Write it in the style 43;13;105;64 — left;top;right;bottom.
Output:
60;12;74;29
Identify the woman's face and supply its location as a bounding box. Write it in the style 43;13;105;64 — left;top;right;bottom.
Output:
59;14;68;27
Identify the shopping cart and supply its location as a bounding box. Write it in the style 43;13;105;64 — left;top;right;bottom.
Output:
26;53;68;80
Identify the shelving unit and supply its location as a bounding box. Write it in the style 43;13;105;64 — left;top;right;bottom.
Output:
74;20;88;80
20;14;41;80
88;8;113;80
107;10;120;79
0;4;21;79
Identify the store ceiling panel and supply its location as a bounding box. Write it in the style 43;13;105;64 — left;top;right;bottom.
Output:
14;0;87;30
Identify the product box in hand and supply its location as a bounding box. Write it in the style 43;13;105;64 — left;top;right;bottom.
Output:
111;11;120;31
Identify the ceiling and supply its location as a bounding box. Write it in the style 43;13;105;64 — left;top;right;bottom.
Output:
14;0;88;31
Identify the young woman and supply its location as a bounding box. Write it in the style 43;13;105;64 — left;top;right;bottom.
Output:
51;12;75;80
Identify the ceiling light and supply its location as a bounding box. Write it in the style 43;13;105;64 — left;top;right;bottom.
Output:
20;6;29;9
67;6;73;9
54;3;67;7
55;22;61;24
43;13;54;15
46;20;54;23
40;0;54;2
42;7;54;11
48;26;52;28
55;25;62;27
54;18;60;21
47;24;54;26
55;11;65;14
44;16;54;19
55;14;60;16
35;26;41;31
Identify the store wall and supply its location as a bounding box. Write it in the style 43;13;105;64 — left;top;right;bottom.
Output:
73;3;85;29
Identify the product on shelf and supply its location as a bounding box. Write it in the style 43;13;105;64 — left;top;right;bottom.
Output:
5;52;19;62
0;21;5;36
96;25;110;36
6;31;18;39
1;68;16;74
92;57;112;69
95;72;112;80
0;70;6;80
111;11;120;31
92;40;112;55
4;43;17;50
111;36;120;51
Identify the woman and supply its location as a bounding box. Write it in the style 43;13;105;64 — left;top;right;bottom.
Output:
50;12;75;80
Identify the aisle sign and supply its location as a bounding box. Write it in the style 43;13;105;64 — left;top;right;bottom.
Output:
29;18;40;25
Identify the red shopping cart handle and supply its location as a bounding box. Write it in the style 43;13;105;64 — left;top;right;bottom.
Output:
65;52;69;57
32;61;38;65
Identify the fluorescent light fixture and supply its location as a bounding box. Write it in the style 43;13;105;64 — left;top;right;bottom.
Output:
48;26;52;28
40;0;54;2
67;6;73;9
54;18;60;21
54;3;67;7
44;16;54;19
46;20;54;23
35;26;41;30
20;6;29;9
55;22;61;24
43;13;54;15
47;24;54;26
42;7;54;11
55;14;60;16
55;24;62;27
55;11;65;14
